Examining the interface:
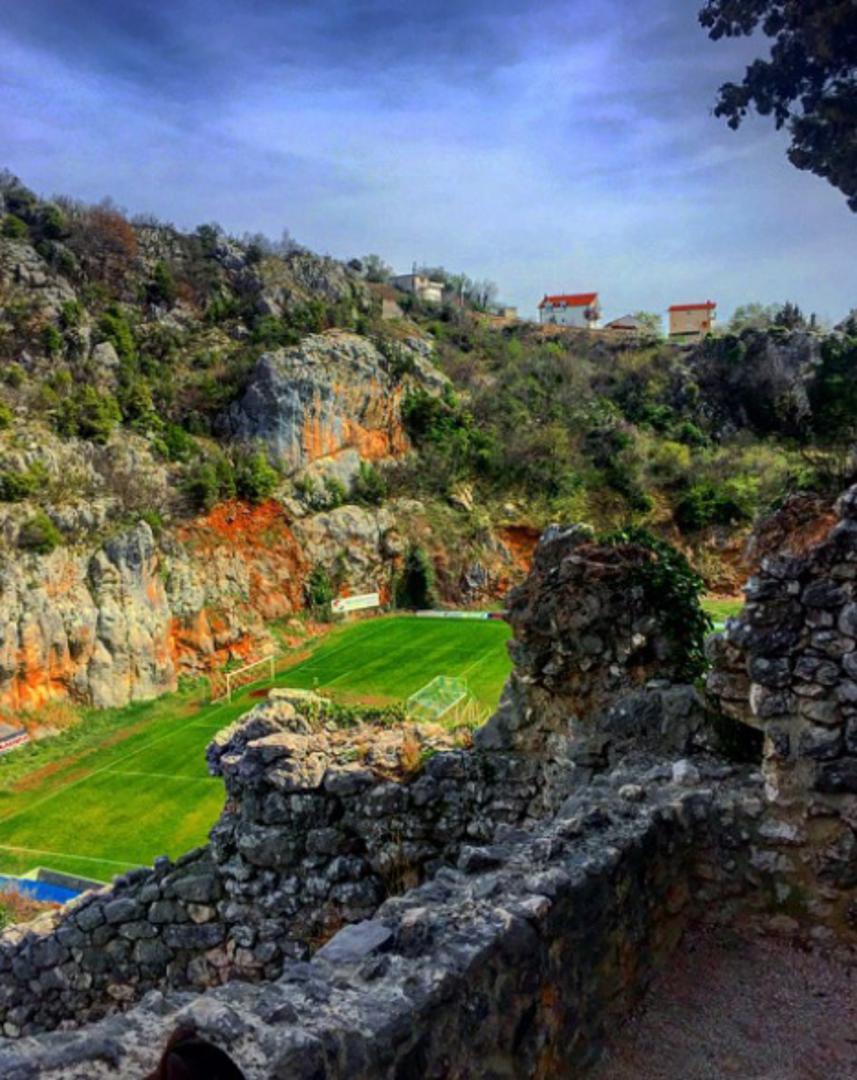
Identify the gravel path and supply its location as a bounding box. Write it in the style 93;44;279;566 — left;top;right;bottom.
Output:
591;928;857;1080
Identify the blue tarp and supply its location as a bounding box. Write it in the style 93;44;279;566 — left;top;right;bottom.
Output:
0;874;79;904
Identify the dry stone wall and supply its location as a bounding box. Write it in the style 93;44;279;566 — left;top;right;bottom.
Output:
0;753;770;1079
708;484;857;941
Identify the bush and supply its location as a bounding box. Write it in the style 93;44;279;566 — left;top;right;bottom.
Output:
183;455;236;512
97;306;136;363
1;215;28;239
55;386;121;443
59;300;83;330
159;422;197;463
38;203;67;240
674;480;751;533
306;564;335;618
147;261;177;306
351;461;386;505
18;511;62;555
40;324;63;356
0;463;47;502
234;449;279;503
601;525;711;681
396;544;437;609
0;400;12;429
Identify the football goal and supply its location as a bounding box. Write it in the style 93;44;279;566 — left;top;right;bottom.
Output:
406;675;489;729
209;653;277;703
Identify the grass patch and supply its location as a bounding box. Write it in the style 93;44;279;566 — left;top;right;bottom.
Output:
702;596;744;629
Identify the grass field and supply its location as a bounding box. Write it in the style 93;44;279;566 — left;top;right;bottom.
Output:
0;616;512;883
703;597;744;630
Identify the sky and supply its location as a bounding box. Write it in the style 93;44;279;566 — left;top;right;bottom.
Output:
1;0;854;323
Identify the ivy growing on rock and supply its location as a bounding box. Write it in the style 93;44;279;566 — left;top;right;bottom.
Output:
601;525;712;681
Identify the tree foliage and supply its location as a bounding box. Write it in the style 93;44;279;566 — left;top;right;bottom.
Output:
699;0;857;209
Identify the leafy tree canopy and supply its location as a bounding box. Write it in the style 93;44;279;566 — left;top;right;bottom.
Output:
700;0;857;209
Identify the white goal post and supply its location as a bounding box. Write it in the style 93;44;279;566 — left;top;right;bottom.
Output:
210;653;277;703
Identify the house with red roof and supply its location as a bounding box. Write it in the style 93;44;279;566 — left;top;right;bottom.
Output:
538;292;601;329
668;300;716;341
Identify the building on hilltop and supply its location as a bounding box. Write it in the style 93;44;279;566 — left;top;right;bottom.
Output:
538;292;600;328
605;314;648;334
668;301;716;342
491;304;518;319
391;272;444;305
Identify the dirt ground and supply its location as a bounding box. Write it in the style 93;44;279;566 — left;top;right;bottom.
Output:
590;928;857;1080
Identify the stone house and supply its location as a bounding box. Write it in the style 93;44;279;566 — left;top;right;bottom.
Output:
538;292;601;328
391;273;444;305
669;301;716;341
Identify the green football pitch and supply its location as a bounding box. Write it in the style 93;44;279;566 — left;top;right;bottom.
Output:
0;616;511;884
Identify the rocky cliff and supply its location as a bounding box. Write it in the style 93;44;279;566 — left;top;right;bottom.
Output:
221;331;424;471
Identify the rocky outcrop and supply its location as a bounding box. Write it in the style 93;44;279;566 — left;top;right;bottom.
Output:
689;329;822;438
0;522;175;710
221;331;422;470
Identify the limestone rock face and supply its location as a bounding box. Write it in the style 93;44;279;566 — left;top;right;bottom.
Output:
0;522;175;710
221;331;418;470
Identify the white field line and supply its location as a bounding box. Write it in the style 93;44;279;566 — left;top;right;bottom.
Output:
0;695;238;829
0;842;134;870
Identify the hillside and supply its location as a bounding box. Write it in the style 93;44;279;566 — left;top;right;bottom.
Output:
1;170;855;717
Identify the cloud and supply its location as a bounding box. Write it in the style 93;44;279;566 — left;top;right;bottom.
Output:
0;1;853;322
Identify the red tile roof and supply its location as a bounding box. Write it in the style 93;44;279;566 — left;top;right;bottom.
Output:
539;292;598;309
669;301;716;312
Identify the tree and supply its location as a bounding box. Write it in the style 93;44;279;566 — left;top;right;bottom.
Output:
699;1;857;209
632;311;663;336
360;254;393;283
728;302;780;333
396;544;437;609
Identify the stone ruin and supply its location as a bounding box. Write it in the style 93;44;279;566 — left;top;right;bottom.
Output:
0;503;855;1077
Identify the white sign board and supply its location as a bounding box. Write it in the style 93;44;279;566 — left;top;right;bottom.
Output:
332;592;381;614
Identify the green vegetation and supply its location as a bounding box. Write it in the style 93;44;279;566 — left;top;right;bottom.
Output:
396;544;437;609
0;616;511;882
17;512;62;554
602;526;712;681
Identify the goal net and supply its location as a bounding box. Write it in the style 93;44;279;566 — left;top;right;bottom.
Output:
209;653;277;703
406;676;488;729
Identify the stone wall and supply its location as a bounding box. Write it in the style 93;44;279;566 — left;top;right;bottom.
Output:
0;693;546;1037
0;754;768;1079
707;484;857;941
1;520;855;1074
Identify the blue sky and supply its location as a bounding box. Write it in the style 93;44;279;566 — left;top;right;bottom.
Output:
1;0;854;322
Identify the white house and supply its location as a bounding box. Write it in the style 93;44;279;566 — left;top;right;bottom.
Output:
538;292;601;328
391;273;445;305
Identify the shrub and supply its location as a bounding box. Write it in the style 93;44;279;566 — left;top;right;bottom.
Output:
0;400;12;429
396;544;437;609
0;463;47;502
324;476;347;507
674;480;751;533
97;306;136;363
1;215;28;239
234;449;279;503
183;455;236;512
2;364;24;389
38;203;67;240
18;511;62;555
306;564;335;618
159;423;197;463
351;460;386;505
600;525;711;681
40;324;63;356
56;386;121;443
138;509;164;536
147;261;177;306
59;300;83;330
